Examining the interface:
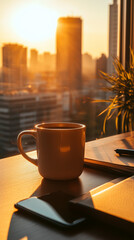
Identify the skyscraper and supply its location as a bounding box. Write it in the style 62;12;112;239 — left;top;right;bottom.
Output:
56;17;82;90
107;0;118;74
2;43;27;90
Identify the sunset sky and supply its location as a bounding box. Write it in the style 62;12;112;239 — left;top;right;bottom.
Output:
0;0;114;63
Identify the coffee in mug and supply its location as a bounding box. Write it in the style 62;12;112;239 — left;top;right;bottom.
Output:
17;122;86;180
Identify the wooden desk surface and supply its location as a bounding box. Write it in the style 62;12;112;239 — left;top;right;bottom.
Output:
0;149;132;240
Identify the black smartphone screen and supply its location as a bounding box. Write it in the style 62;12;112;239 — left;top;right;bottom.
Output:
14;191;86;228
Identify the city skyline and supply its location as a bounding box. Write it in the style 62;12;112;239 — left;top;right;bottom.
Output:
0;0;116;66
0;2;116;157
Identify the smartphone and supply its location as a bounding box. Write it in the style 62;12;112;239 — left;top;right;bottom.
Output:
14;191;86;228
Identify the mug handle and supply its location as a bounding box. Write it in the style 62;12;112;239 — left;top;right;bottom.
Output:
17;130;38;166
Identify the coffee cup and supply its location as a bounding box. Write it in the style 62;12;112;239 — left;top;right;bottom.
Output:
17;122;86;180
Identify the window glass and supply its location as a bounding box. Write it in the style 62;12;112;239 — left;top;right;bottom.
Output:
0;0;120;158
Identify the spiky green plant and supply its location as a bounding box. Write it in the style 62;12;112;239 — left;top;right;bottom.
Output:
97;51;134;133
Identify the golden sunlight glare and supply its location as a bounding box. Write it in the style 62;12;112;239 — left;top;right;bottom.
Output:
11;4;58;43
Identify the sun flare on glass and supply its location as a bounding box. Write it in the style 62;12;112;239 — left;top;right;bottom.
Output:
11;4;58;43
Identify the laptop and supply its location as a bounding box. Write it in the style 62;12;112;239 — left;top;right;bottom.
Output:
70;176;134;234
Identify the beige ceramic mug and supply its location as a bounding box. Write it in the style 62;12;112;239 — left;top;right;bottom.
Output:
17;122;86;180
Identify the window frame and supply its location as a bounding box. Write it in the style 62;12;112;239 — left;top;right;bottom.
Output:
118;0;133;133
119;0;134;68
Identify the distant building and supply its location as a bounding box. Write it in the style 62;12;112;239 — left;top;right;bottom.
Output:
37;53;56;72
56;17;82;90
30;49;38;71
107;0;118;74
2;43;27;90
82;53;96;79
43;52;51;71
29;71;57;91
0;91;63;157
96;54;107;79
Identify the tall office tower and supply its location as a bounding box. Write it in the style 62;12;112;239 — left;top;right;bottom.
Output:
56;17;82;90
2;43;27;90
30;49;38;71
107;0;118;74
